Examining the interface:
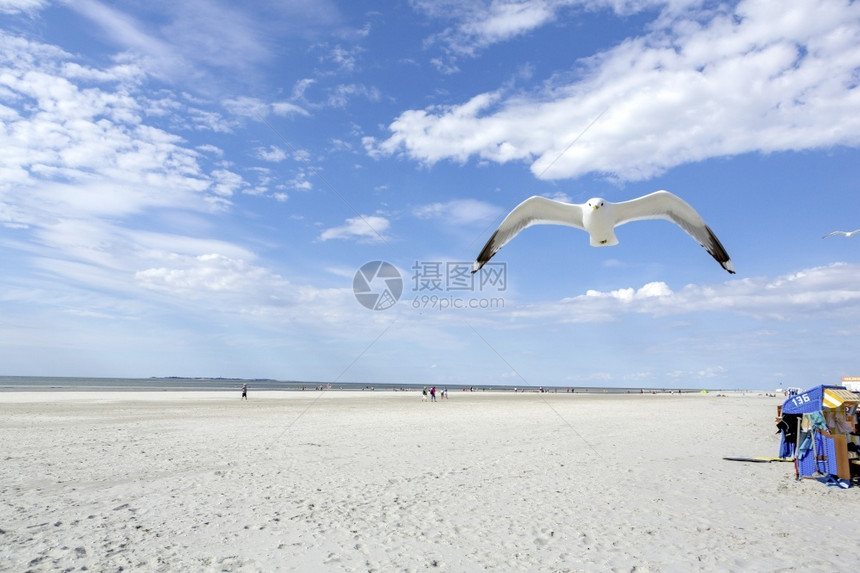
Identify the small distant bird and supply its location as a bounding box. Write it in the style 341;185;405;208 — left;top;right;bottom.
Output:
822;229;860;238
472;190;735;274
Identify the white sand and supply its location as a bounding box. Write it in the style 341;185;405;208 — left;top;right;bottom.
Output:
1;390;856;572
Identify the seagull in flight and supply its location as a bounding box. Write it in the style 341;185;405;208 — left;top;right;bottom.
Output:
472;190;735;274
822;229;860;238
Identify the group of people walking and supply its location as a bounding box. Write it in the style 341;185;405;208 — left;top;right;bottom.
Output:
422;386;447;401
242;383;453;401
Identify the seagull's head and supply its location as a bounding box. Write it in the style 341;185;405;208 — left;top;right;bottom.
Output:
586;198;605;211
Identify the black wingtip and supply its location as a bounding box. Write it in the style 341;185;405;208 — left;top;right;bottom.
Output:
705;226;735;274
472;230;499;274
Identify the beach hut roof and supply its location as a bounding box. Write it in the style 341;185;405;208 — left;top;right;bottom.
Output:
781;385;860;415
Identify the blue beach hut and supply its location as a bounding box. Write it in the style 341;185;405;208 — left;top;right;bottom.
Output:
778;385;859;480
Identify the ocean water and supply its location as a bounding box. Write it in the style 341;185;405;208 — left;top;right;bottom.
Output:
0;376;390;392
0;376;689;393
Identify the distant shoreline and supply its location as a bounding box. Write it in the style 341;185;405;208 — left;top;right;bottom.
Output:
0;375;767;394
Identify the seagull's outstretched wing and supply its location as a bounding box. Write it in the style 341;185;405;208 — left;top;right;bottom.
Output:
613;190;735;274
472;196;584;272
823;229;860;238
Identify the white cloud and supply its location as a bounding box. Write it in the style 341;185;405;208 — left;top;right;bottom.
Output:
7;212;362;327
665;366;726;379
223;96;271;119
223;96;311;121
256;146;288;162
441;0;565;55
292;78;316;100
131;252;359;325
0;34;237;222
542;191;572;203
135;253;277;294
413;198;503;225
325;83;381;109
197;144;224;156
272;101;310;116
15;214;262;307
0;28;283;317
583;281;674;303
210;169;245;197
375;0;860;181
325;45;361;72
287;170;314;191
463;1;557;45
186;107;237;133
512;263;860;323
412;1;678;60
319;215;390;242
412;0;577;57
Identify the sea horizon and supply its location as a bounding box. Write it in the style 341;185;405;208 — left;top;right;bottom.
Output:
0;375;757;394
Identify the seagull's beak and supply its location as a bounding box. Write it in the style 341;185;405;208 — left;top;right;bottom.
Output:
592;204;599;211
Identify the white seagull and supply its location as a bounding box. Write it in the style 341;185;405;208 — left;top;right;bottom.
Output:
822;229;860;238
472;190;735;274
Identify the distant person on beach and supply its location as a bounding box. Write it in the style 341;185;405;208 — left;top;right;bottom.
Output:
241;383;247;400
422;387;428;402
442;387;448;399
430;386;436;401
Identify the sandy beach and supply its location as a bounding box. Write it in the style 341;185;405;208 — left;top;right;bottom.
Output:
1;390;856;572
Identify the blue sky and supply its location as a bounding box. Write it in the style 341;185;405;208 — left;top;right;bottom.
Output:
1;0;859;389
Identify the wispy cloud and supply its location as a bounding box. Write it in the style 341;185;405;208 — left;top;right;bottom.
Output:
412;0;579;58
325;83;381;108
0;51;222;223
272;101;310;117
66;0;190;81
323;44;362;72
412;1;701;61
255;146;288;162
0;0;48;15
135;253;281;295
319;215;391;242
414;198;503;225
61;0;345;87
0;27;310;319
222;96;272;119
